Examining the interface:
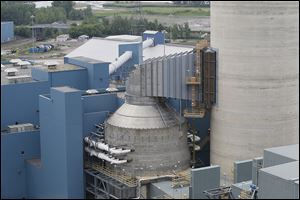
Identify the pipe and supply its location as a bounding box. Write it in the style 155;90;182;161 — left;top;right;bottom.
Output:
133;175;177;199
142;38;154;49
109;51;133;75
84;136;132;155
85;147;128;164
187;134;201;142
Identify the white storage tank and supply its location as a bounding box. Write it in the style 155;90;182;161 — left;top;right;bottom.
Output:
210;1;299;181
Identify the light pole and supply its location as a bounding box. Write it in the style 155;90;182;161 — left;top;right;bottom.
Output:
30;15;35;53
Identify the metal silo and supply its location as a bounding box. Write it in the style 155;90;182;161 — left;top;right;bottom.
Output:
210;1;299;181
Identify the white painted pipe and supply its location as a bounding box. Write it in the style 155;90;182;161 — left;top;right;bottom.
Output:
110;147;131;154
109;51;133;75
84;137;131;155
187;134;201;142
142;38;154;49
188;144;201;151
85;147;128;164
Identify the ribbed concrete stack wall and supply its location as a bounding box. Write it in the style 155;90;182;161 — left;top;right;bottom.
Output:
210;1;299;181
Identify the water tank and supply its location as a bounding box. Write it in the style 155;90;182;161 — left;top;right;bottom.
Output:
210;1;299;181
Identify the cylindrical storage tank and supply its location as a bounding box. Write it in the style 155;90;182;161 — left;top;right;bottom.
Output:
210;1;299;181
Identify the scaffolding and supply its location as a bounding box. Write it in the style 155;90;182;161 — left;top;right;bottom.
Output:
203;186;234;199
85;160;138;199
171;169;191;189
184;40;209;119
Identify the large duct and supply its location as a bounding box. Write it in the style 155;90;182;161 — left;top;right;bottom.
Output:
105;67;190;177
210;1;299;181
109;51;132;75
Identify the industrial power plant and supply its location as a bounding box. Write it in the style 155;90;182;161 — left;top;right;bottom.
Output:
1;1;299;199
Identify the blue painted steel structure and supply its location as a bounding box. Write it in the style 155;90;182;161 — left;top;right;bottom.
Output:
1;21;14;43
1;81;50;129
1;130;40;198
1;31;211;198
64;57;110;89
31;67;88;90
112;42;143;80
1;86;121;198
142;31;165;46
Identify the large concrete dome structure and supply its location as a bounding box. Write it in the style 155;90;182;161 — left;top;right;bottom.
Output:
105;68;190;176
210;1;299;181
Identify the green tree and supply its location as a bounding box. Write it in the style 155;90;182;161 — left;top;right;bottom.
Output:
52;1;74;17
35;7;67;24
84;5;93;18
15;25;31;37
183;22;191;39
1;1;35;25
171;24;179;40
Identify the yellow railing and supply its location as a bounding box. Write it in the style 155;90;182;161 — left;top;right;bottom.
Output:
85;162;138;187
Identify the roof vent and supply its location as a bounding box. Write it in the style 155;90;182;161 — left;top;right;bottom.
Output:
44;61;59;70
8;123;35;133
4;68;18;76
7;75;31;84
17;61;31;69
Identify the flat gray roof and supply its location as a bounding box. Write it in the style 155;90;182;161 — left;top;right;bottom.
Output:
38;63;83;72
265;144;299;161
260;161;299;180
105;35;142;42
66;37;193;64
53;86;79;93
151;180;189;199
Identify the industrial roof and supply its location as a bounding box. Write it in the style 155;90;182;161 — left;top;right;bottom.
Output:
71;56;105;64
66;38;193;64
151;181;189;199
4;68;18;73
1;65;32;85
17;61;31;66
53;86;80;93
9;59;22;64
105;35;142;42
38;63;83;72
66;38;128;63
264;144;299;161
143;44;193;61
144;30;159;34
260;161;299;180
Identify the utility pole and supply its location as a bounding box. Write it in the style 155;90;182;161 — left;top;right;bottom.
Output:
31;15;35;53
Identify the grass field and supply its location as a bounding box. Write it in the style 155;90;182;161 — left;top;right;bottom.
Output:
93;6;209;18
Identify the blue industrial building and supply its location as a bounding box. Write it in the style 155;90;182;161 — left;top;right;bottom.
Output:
1;21;14;43
1;31;212;198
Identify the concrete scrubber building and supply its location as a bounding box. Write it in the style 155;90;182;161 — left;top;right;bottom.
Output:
105;67;191;177
210;1;299;181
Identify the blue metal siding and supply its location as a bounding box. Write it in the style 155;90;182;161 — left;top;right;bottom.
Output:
83;111;109;138
1;22;14;43
37;87;84;198
65;57;110;89
142;31;164;45
50;69;88;90
1;130;40;199
82;93;118;113
1;81;50;129
31;68;49;81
